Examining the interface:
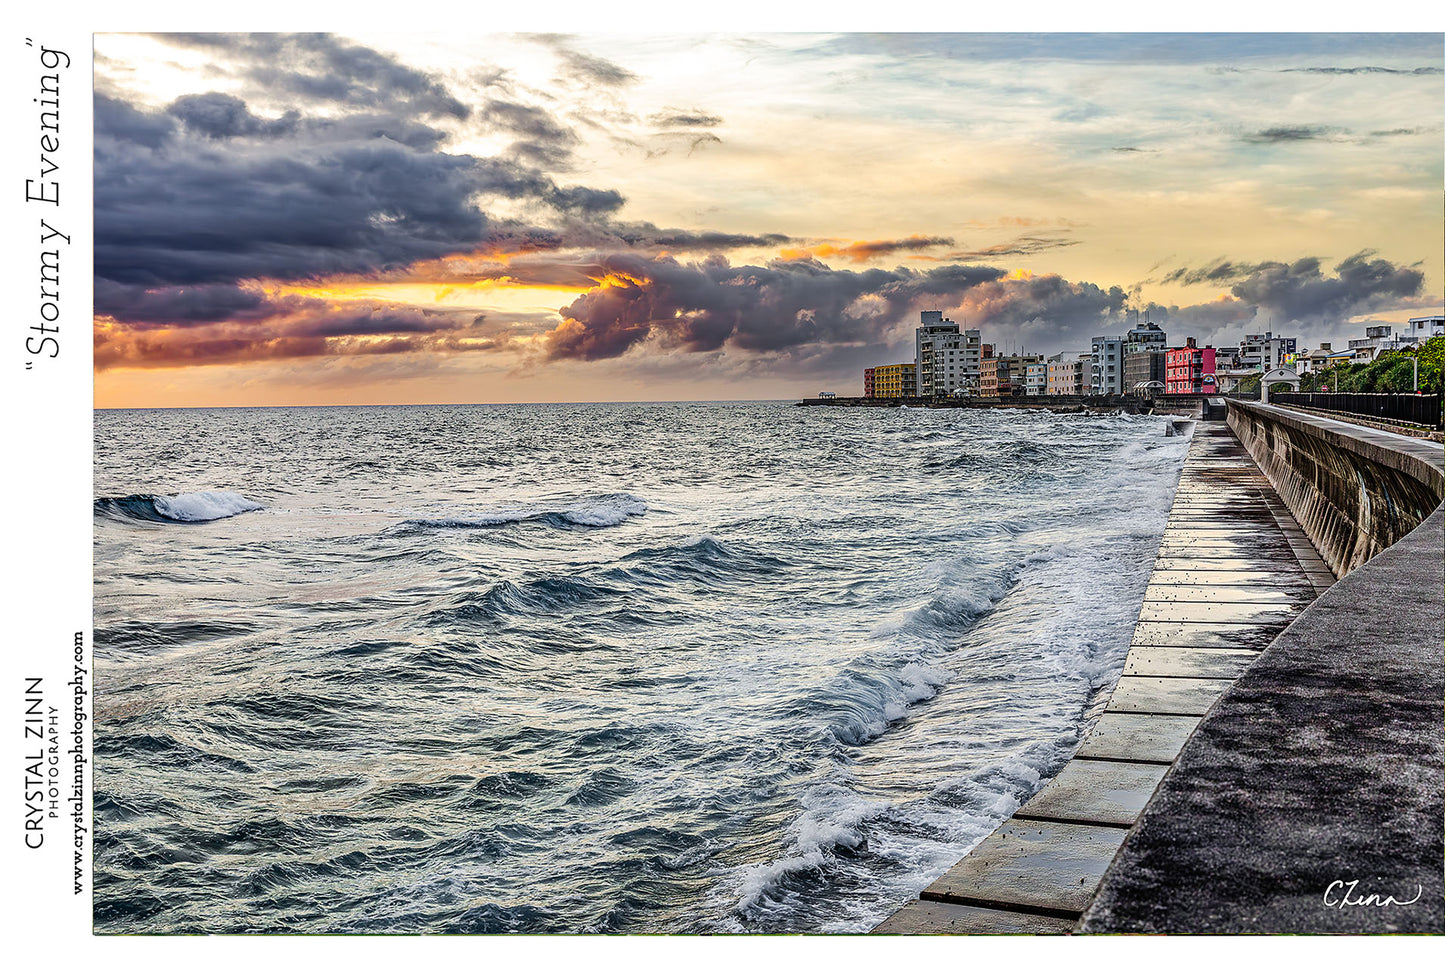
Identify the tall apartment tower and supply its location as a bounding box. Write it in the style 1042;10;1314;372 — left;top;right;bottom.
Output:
914;311;982;396
1091;336;1125;395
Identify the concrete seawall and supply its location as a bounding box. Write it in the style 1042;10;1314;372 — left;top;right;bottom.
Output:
1084;404;1444;933
1226;400;1443;576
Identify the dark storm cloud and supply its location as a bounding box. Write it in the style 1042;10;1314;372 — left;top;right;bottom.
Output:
169;92;300;139
94;279;274;326
158;33;470;118
971;274;1131;351
544;254;1006;362
95;92;175;148
1226;252;1424;324
1160;253;1425;325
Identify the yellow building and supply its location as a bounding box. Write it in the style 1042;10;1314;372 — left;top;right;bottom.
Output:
873;362;917;398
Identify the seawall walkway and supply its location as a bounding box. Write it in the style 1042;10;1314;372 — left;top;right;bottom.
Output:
874;420;1332;934
1081;407;1444;934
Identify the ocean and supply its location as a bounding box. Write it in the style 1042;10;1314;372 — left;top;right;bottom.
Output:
92;401;1188;934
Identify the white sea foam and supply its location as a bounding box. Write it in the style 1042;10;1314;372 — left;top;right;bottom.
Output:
152;491;264;521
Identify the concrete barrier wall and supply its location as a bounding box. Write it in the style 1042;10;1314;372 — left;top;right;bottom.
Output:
1227;400;1444;577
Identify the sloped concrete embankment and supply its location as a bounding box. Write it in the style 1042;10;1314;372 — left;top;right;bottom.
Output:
1225;400;1443;576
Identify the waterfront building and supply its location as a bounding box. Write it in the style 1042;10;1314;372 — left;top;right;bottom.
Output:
914;312;983;397
1024;362;1047;396
1125;320;1169;353
1294;343;1354;376
1091;336;1125;394
980;354;1041;397
863;367;875;398
1122;321;1168;393
1046;351;1090;395
872;362;917;398
979;357;999;397
1406;315;1444;341
1124;346;1167;393
1237;332;1298;371
1165;338;1217;394
1348;324;1417;361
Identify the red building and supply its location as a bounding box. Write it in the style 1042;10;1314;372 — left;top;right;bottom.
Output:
863;367;876;398
1165;338;1217;394
1165;343;1214;393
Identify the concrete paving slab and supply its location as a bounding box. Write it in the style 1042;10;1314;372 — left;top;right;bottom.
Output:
1014;759;1171;827
1151;556;1299;572
1130;622;1279;650
1136;600;1303;624
871;899;1074;935
1123;646;1259;679
1143;584;1314;605
1106;675;1234;715
1075;713;1201;765
1144;567;1314;588
921;818;1128;915
1154;545;1301;562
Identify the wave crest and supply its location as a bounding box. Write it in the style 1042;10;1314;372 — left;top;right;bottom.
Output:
94;491;263;523
401;493;645;531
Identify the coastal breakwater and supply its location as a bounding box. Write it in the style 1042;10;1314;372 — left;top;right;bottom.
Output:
875;402;1445;934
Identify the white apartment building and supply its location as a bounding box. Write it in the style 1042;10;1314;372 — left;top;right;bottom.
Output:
1406;315;1444;340
1091;336;1125;395
1238;332;1298;370
1024;362;1047;396
914;311;983;396
1348;324;1420;361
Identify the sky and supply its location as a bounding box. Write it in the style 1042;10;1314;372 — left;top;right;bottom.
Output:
93;29;1444;407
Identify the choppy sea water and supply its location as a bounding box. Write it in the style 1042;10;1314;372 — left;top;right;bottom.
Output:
92;401;1188;934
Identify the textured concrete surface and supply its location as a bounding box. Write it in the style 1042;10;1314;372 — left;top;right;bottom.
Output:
870;899;1073;935
1014;759;1170;827
921;819;1129;914
1083;406;1445;935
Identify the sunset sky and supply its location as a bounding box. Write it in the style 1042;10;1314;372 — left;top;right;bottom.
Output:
93;30;1444;407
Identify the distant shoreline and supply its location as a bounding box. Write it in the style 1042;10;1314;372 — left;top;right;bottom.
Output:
796;394;1215;414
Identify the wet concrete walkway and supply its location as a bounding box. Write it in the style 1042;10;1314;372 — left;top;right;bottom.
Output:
873;421;1331;934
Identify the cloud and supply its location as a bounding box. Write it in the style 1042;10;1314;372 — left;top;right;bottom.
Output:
1226;252;1424;324
648;109;723;128
542;254;1007;362
93;296;501;370
1283;66;1444;76
780;235;954;263
1242;125;1342;143
169;93;300;139
157;33;471;119
526;34;638;87
944;236;1081;260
